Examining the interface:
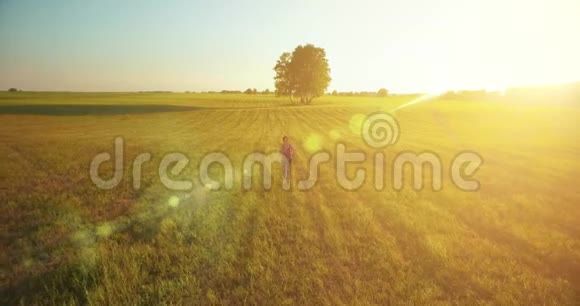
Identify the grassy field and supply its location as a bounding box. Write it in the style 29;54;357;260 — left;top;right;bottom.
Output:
0;92;579;304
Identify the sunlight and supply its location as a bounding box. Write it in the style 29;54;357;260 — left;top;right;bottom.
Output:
389;93;441;113
2;0;579;303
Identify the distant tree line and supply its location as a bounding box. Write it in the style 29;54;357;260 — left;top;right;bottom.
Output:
222;89;272;95
328;88;389;97
184;89;274;94
244;88;272;95
440;90;492;100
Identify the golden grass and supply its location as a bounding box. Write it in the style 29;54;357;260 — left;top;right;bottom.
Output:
0;93;579;304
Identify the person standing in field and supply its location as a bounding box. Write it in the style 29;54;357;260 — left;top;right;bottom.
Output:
281;135;294;182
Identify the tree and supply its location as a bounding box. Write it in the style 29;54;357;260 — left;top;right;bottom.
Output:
274;44;331;104
262;89;271;95
221;90;242;94
377;88;389;97
8;88;18;92
244;88;254;95
274;52;292;95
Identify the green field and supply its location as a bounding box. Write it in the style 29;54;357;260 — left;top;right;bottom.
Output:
1;92;579;304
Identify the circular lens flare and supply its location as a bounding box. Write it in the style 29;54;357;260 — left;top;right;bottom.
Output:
304;134;322;153
168;196;180;207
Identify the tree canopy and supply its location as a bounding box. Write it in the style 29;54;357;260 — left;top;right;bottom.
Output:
377;88;389;97
274;44;331;104
244;88;258;95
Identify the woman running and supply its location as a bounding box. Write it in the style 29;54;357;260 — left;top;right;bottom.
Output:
281;135;294;182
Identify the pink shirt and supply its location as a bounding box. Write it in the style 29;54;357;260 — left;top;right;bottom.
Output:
281;143;294;161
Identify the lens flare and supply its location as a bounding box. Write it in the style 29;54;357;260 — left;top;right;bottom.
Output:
304;134;322;153
96;223;114;238
389;93;441;113
204;182;217;190
168;195;180;207
71;229;95;247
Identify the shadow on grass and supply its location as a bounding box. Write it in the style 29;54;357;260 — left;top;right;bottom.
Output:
0;104;204;116
0;263;99;305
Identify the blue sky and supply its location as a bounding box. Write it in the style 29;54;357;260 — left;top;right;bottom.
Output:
1;0;579;93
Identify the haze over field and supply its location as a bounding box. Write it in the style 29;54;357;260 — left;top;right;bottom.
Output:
1;92;579;305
